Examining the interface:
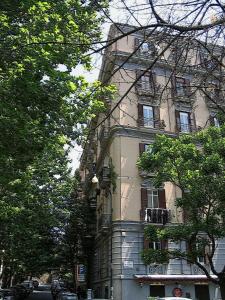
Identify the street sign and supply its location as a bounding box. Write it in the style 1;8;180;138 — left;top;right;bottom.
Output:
77;264;86;282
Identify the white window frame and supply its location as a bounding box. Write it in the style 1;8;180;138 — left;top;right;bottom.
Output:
140;42;149;54
141;75;151;90
179;111;190;133
176;77;186;96
144;144;153;152
214;117;220;128
143;105;154;128
196;242;205;264
140;41;156;55
147;189;159;208
149;241;162;250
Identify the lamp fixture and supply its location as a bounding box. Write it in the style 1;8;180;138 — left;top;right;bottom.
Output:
92;174;99;184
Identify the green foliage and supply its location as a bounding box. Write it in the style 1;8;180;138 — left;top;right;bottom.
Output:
142;248;169;265
0;0;113;284
138;125;225;282
0;138;74;282
0;0;112;185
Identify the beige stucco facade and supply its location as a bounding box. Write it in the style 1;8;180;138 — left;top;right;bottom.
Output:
80;24;225;300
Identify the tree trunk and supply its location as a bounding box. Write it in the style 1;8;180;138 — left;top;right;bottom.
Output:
71;262;76;291
219;281;225;300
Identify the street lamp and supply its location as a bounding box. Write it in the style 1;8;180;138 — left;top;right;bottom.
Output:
91;174;99;184
91;174;113;300
0;249;5;288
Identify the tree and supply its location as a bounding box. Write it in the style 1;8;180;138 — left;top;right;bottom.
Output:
0;0;113;186
0;137;74;285
138;125;225;299
51;170;88;290
0;0;118;284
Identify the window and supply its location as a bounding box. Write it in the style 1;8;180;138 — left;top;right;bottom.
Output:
139;73;155;92
149;241;162;250
135;38;158;56
141;75;153;90
197;255;205;264
141;187;166;221
143;105;154;127
175;77;186;96
145;240;168;250
144;144;152;152
147;189;159;208
214;117;220;128
138;104;160;128
139;143;153;155
199;48;218;70
169;46;187;64
176;111;192;133
207;82;221;99
209;112;220;128
179;112;190;133
172;76;191;97
136;70;156;94
150;285;165;298
140;42;150;53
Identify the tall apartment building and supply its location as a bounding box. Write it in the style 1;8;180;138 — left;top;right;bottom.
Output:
80;24;225;300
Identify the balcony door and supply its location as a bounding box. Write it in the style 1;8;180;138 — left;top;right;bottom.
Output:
150;285;165;297
195;284;210;300
147;189;159;208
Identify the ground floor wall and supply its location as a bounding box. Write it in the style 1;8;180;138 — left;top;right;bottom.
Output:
93;277;220;300
115;279;220;300
91;221;223;300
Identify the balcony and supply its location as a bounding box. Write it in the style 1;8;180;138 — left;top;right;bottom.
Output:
145;208;171;224
97;213;111;232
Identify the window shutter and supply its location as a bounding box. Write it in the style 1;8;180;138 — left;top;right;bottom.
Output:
186;240;192;257
190;112;196;132
186;112;191;132
138;104;144;126
153;106;160;128
152;72;157;94
204;245;210;265
161;240;168;250
140;188;148;221
144;239;149;249
136;70;143;88
183;209;188;223
175;110;181;132
139;143;145;155
171;76;176;97
209;115;215;126
134;38;140;51
158;189;166;209
185;78;191;96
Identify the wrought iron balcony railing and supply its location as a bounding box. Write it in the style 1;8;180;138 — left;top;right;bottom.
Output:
145;208;171;224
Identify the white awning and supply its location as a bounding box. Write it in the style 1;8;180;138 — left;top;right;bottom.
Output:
134;274;218;282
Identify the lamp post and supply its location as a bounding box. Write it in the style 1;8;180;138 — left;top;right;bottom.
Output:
91;174;99;184
0;249;5;288
107;189;113;300
91;175;113;300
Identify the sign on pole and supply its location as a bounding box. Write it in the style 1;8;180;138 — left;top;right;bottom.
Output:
77;264;86;282
87;288;92;300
